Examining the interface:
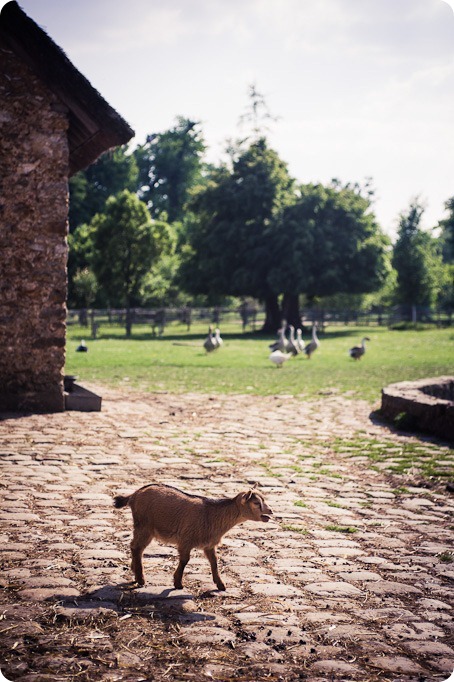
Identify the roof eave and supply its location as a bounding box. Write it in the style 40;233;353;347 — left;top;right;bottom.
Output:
0;1;135;175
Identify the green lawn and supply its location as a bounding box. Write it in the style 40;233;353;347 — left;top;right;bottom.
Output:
65;321;453;403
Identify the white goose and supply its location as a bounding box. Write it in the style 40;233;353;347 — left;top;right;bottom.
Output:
269;350;292;367
213;328;223;349
296;328;305;353
349;336;370;360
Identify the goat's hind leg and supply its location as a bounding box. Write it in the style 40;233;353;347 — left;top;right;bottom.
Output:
204;546;226;591
130;526;154;586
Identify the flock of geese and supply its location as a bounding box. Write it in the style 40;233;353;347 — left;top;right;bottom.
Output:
203;323;371;367
203;326;223;353
269;323;319;366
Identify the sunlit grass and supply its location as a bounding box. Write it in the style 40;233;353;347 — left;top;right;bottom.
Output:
65;321;454;403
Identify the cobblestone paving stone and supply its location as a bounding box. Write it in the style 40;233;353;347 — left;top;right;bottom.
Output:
0;386;453;681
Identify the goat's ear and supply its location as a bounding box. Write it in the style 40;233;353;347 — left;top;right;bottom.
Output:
240;491;253;504
240;484;258;504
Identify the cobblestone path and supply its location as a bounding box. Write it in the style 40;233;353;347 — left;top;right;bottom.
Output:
1;387;453;681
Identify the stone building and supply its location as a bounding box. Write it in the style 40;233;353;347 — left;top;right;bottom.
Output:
0;1;134;412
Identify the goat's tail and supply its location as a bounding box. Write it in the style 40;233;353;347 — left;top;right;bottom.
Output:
113;494;131;509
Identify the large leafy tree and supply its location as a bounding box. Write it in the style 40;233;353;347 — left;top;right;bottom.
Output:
179;138;295;329
392;199;444;313
68;147;139;305
69;146;139;231
90;190;175;336
134;117;206;223
182;158;389;330
270;181;391;325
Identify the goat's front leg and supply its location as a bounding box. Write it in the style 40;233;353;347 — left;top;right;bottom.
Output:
174;547;191;589
204;546;226;591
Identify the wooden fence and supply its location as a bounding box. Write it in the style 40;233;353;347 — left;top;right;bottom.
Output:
67;305;453;337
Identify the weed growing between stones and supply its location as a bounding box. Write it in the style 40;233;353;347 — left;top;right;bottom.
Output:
438;551;453;563
282;524;309;535
324;525;359;534
329;434;453;488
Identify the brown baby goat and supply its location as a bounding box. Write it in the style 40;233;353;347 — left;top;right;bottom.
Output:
114;483;273;590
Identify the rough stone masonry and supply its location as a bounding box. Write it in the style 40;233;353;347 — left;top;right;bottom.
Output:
0;43;69;412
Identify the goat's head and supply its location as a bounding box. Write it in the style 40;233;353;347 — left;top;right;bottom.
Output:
239;490;273;522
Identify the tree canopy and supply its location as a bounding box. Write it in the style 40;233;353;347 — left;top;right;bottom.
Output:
392;199;444;311
438;196;454;264
90;190;175;335
69;146;138;231
275;182;390;296
134;117;206;223
179;138;295;325
180;140;390;329
66;109;452;321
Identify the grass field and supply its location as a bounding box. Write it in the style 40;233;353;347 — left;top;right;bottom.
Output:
65;321;454;403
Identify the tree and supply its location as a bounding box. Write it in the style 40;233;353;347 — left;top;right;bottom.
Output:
90;190;175;336
181;140;390;331
271;181;391;324
392;199;444;315
238;83;280;142
67;222;97;307
134;117;206;223
140;252;184;307
69;146;139;231
436;198;454;311
438;197;454;264
179;138;295;329
71;268;98;310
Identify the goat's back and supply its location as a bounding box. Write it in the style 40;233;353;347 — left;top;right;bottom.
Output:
128;484;223;548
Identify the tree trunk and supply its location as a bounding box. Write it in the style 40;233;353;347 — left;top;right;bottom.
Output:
281;292;301;329
262;293;282;333
125;307;133;338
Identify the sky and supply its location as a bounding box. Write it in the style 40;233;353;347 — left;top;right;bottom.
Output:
9;0;454;238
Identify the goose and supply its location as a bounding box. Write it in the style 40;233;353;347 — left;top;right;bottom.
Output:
269;326;287;352
213;328;223;349
76;340;88;352
287;325;299;356
304;323;320;359
203;326;217;353
269;350;292;367
349;336;370;360
296;328;305;353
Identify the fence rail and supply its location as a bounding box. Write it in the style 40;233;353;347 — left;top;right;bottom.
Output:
67;305;453;337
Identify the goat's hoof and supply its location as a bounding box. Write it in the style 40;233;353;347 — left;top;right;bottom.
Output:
216;582;226;591
136;578;145;587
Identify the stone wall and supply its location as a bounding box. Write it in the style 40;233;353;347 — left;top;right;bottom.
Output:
0;42;69;412
381;376;454;442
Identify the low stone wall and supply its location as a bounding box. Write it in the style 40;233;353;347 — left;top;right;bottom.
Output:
381;376;454;442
